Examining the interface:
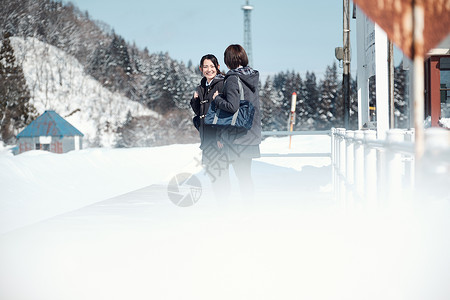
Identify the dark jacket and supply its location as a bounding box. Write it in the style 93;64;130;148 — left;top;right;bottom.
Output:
214;67;261;146
190;74;224;149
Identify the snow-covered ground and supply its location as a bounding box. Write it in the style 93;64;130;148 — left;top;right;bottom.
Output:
1;135;449;300
0;135;331;234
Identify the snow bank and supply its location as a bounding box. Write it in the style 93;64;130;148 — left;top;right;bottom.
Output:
0;135;449;300
260;134;330;171
0;135;333;233
439;117;450;129
0;144;203;233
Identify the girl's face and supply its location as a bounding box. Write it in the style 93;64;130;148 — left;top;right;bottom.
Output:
200;59;218;82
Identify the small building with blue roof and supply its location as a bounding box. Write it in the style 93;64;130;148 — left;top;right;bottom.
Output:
16;110;84;154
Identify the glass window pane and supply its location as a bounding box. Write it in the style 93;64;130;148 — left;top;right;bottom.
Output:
441;70;450;118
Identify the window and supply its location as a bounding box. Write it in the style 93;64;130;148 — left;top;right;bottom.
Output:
440;57;450;119
35;144;50;151
440;72;450;119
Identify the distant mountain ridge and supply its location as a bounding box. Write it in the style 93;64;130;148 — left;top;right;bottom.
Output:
11;36;158;147
0;0;201;147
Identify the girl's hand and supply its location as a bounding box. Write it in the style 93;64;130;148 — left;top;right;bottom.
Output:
193;91;199;98
217;141;223;149
213;91;219;99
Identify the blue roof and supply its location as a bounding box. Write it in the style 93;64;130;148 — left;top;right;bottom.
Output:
17;110;84;138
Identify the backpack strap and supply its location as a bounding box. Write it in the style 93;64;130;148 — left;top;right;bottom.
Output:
213;75;242;126
230;77;244;125
237;77;244;100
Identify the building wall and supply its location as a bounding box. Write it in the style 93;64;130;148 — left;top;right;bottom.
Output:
61;136;83;152
17;136;83;154
18;137;35;154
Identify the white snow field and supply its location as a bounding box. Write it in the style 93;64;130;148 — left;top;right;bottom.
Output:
1;135;449;300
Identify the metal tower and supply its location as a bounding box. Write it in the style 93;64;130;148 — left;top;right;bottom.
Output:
242;0;254;67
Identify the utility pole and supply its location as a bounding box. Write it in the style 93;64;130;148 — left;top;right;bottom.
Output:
388;40;395;128
242;0;254;67
289;92;297;149
412;0;425;160
343;0;351;128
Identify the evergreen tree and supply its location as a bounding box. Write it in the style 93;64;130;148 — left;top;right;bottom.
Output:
0;32;37;143
187;59;193;70
394;66;408;128
368;75;376;125
272;71;299;130
292;74;306;130
332;73;345;128
105;33;133;92
318;62;339;129
285;71;303;130
259;77;274;130
109;33;132;76
260;76;284;131
88;41;110;86
302;71;320;129
349;75;358;129
88;33;135;94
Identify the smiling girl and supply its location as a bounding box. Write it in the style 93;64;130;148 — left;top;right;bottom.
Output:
190;54;227;199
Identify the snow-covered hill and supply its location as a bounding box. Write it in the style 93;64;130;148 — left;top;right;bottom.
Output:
10;37;159;147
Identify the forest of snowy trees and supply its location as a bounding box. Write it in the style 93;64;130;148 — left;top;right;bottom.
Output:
0;0;409;147
261;65;356;131
261;63;409;131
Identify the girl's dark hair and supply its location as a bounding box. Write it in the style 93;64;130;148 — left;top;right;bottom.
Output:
200;54;223;75
224;44;248;70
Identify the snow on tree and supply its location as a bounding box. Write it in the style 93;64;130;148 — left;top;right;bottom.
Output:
115;110;199;148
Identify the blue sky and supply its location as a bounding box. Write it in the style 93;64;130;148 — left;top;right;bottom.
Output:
67;0;354;79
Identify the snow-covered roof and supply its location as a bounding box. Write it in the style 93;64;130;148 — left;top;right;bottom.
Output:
16;110;84;138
